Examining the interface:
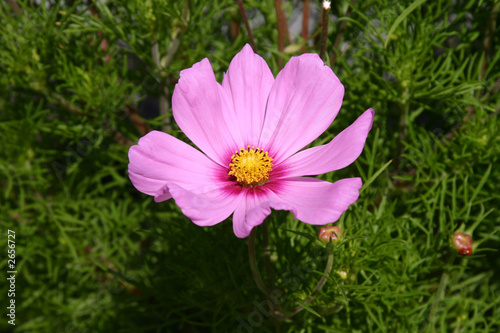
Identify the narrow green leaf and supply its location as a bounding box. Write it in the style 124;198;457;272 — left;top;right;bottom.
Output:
384;0;427;48
295;300;322;318
360;159;392;193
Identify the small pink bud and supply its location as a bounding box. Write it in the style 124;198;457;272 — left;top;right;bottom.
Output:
100;39;108;52
453;233;473;256
337;270;348;280
318;226;341;243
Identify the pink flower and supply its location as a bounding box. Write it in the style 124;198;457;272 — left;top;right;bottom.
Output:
128;44;374;238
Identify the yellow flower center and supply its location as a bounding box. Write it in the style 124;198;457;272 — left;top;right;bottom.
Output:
228;146;273;186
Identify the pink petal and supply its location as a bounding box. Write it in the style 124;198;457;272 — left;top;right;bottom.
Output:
232;187;274;238
128;131;223;201
259;54;344;163
172;58;244;166
268;177;362;225
222;44;275;146
275;109;374;178
164;182;243;227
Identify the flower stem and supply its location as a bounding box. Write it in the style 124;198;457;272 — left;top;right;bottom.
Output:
262;222;273;283
237;0;258;53
248;228;270;298
274;0;289;69
8;0;21;15
320;1;330;61
394;99;409;171
290;246;334;316
301;0;310;53
428;252;456;332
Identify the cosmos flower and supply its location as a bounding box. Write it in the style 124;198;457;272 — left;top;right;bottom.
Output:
128;44;374;238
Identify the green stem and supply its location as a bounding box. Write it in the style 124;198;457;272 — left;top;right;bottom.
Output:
290;246;334;316
262;222;273;283
394;99;409;171
248;228;271;298
428;252;456;332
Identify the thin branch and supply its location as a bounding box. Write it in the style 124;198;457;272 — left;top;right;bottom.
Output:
230;13;240;41
301;0;310;53
8;0;21;15
49;91;85;116
125;105;151;136
290;247;334;316
281;1;291;42
112;131;134;147
274;0;289;69
237;0;257;53
320;1;331;61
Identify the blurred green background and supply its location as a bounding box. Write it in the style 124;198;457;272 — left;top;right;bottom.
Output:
1;0;499;332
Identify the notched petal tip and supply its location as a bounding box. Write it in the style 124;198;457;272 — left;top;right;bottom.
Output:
179;57;211;77
278;107;374;178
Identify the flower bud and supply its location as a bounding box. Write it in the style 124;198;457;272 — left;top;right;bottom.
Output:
337;270;348;280
318;226;341;243
453;233;473;256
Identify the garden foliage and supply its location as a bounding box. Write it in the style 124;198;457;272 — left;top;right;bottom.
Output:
1;0;499;332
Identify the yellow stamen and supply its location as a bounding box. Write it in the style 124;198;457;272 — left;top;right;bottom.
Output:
228;145;273;186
